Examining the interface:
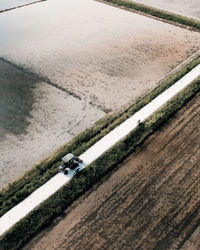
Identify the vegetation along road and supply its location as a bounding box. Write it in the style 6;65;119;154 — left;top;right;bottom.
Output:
24;91;200;250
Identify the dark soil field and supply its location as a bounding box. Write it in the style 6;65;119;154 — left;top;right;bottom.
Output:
182;225;200;250
23;92;200;249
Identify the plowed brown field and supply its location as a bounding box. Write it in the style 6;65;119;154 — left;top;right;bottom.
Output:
23;92;200;250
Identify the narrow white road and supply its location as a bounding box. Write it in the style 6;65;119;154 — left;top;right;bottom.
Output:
0;64;200;236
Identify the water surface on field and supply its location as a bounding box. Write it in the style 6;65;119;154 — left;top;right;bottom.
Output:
0;0;200;188
0;0;42;11
0;0;200;111
0;58;105;189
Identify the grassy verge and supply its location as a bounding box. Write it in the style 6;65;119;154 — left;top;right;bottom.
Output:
0;75;199;250
1;56;200;217
100;0;200;31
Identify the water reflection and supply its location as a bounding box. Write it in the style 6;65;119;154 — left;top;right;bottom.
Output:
0;59;38;139
0;0;41;12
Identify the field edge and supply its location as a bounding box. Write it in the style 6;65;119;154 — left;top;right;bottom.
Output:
0;71;200;250
1;54;200;217
99;0;200;31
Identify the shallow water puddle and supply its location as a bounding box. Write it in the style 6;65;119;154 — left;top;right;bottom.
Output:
0;0;43;12
0;58;105;189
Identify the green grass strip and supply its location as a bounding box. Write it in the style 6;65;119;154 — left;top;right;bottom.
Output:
1;56;200;217
0;75;199;250
101;0;200;31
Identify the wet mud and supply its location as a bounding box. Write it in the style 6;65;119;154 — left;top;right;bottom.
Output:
0;0;200;188
0;0;200;112
0;58;38;138
23;93;200;250
0;59;105;189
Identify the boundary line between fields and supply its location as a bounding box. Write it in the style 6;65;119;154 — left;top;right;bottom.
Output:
0;63;200;236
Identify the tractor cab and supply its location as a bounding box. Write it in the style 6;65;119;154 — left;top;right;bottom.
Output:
58;153;83;175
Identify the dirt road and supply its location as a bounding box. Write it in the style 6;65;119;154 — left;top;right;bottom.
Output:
23;92;200;249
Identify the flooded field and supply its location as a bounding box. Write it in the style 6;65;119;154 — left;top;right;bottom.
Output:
0;0;200;188
0;59;104;188
0;0;200;112
0;0;43;12
132;0;200;20
23;92;200;250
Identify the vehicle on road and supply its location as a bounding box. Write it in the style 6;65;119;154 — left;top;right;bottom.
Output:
58;153;83;175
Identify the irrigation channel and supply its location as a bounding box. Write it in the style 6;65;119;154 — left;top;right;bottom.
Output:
0;64;200;236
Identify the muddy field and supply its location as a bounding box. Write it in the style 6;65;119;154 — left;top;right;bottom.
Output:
0;0;42;12
133;0;200;20
0;0;200;112
1;0;200;188
0;59;105;188
23;92;200;250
